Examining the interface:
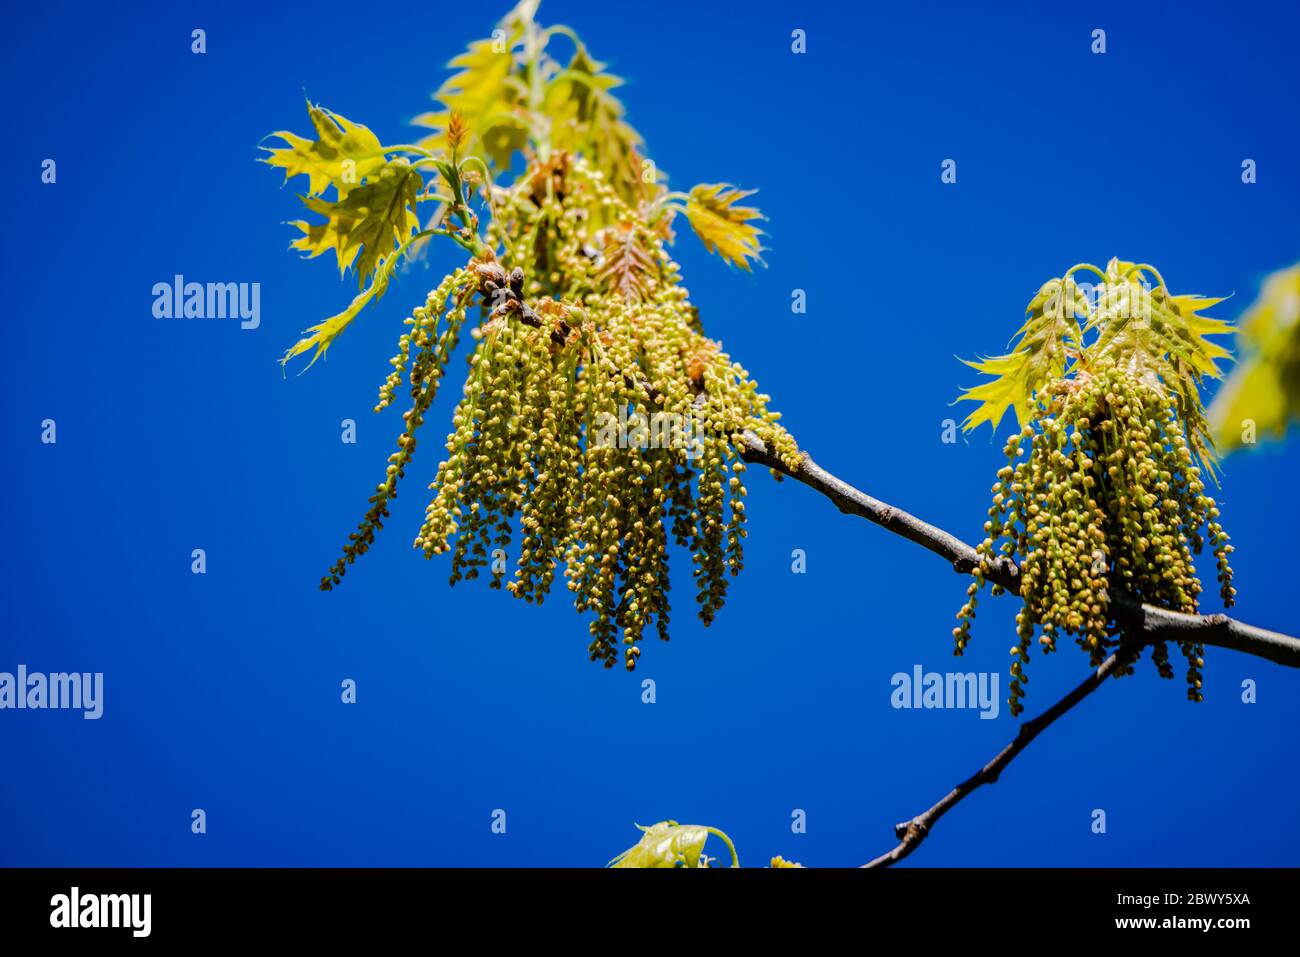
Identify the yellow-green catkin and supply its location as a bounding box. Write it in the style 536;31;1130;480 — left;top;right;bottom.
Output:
324;155;799;671
955;360;1235;715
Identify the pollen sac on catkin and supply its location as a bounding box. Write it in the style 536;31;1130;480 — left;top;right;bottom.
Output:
323;154;799;672
954;261;1237;716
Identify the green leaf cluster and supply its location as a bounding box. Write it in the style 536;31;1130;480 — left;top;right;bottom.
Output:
262;2;768;370
957;257;1233;471
1208;261;1300;451
607;821;738;868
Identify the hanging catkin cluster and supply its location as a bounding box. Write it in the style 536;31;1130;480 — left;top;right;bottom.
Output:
323;155;798;671
258;5;806;671
955;261;1237;714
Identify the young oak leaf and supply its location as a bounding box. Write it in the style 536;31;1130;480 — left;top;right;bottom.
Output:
1170;295;1234;361
296;159;423;287
280;233;422;371
606;821;739;868
544;43;623;134
412;12;530;167
281;277;384;372
1090;262;1233;469
543;42;644;202
285;216;360;276
684;183;765;270
1090;263;1232;384
956;278;1085;432
1158;293;1234;472
263;101;386;199
1209;262;1300;450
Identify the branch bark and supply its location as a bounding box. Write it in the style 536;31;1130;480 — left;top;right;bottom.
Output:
861;646;1137;868
738;431;1300;866
739;432;1300;667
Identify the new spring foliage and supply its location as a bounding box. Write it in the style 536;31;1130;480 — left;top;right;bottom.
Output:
955;260;1236;714
261;1;798;670
1209;261;1300;450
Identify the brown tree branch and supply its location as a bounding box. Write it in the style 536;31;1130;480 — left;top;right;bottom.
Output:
861;647;1136;868
738;430;1300;866
739;432;1300;668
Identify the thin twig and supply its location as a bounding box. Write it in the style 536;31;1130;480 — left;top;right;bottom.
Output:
861;647;1136;868
739;430;1300;866
739;432;1300;667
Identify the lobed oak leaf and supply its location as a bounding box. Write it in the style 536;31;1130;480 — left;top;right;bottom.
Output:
263;101;386;198
543;42;644;202
606;821;738;868
684;183;765;269
956;279;1083;432
1209;262;1300;450
280;242;415;371
296;160;423;288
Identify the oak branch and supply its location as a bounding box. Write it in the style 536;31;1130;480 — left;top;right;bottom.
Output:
738;431;1300;868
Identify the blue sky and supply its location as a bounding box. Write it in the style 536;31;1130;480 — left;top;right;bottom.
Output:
2;0;1298;867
